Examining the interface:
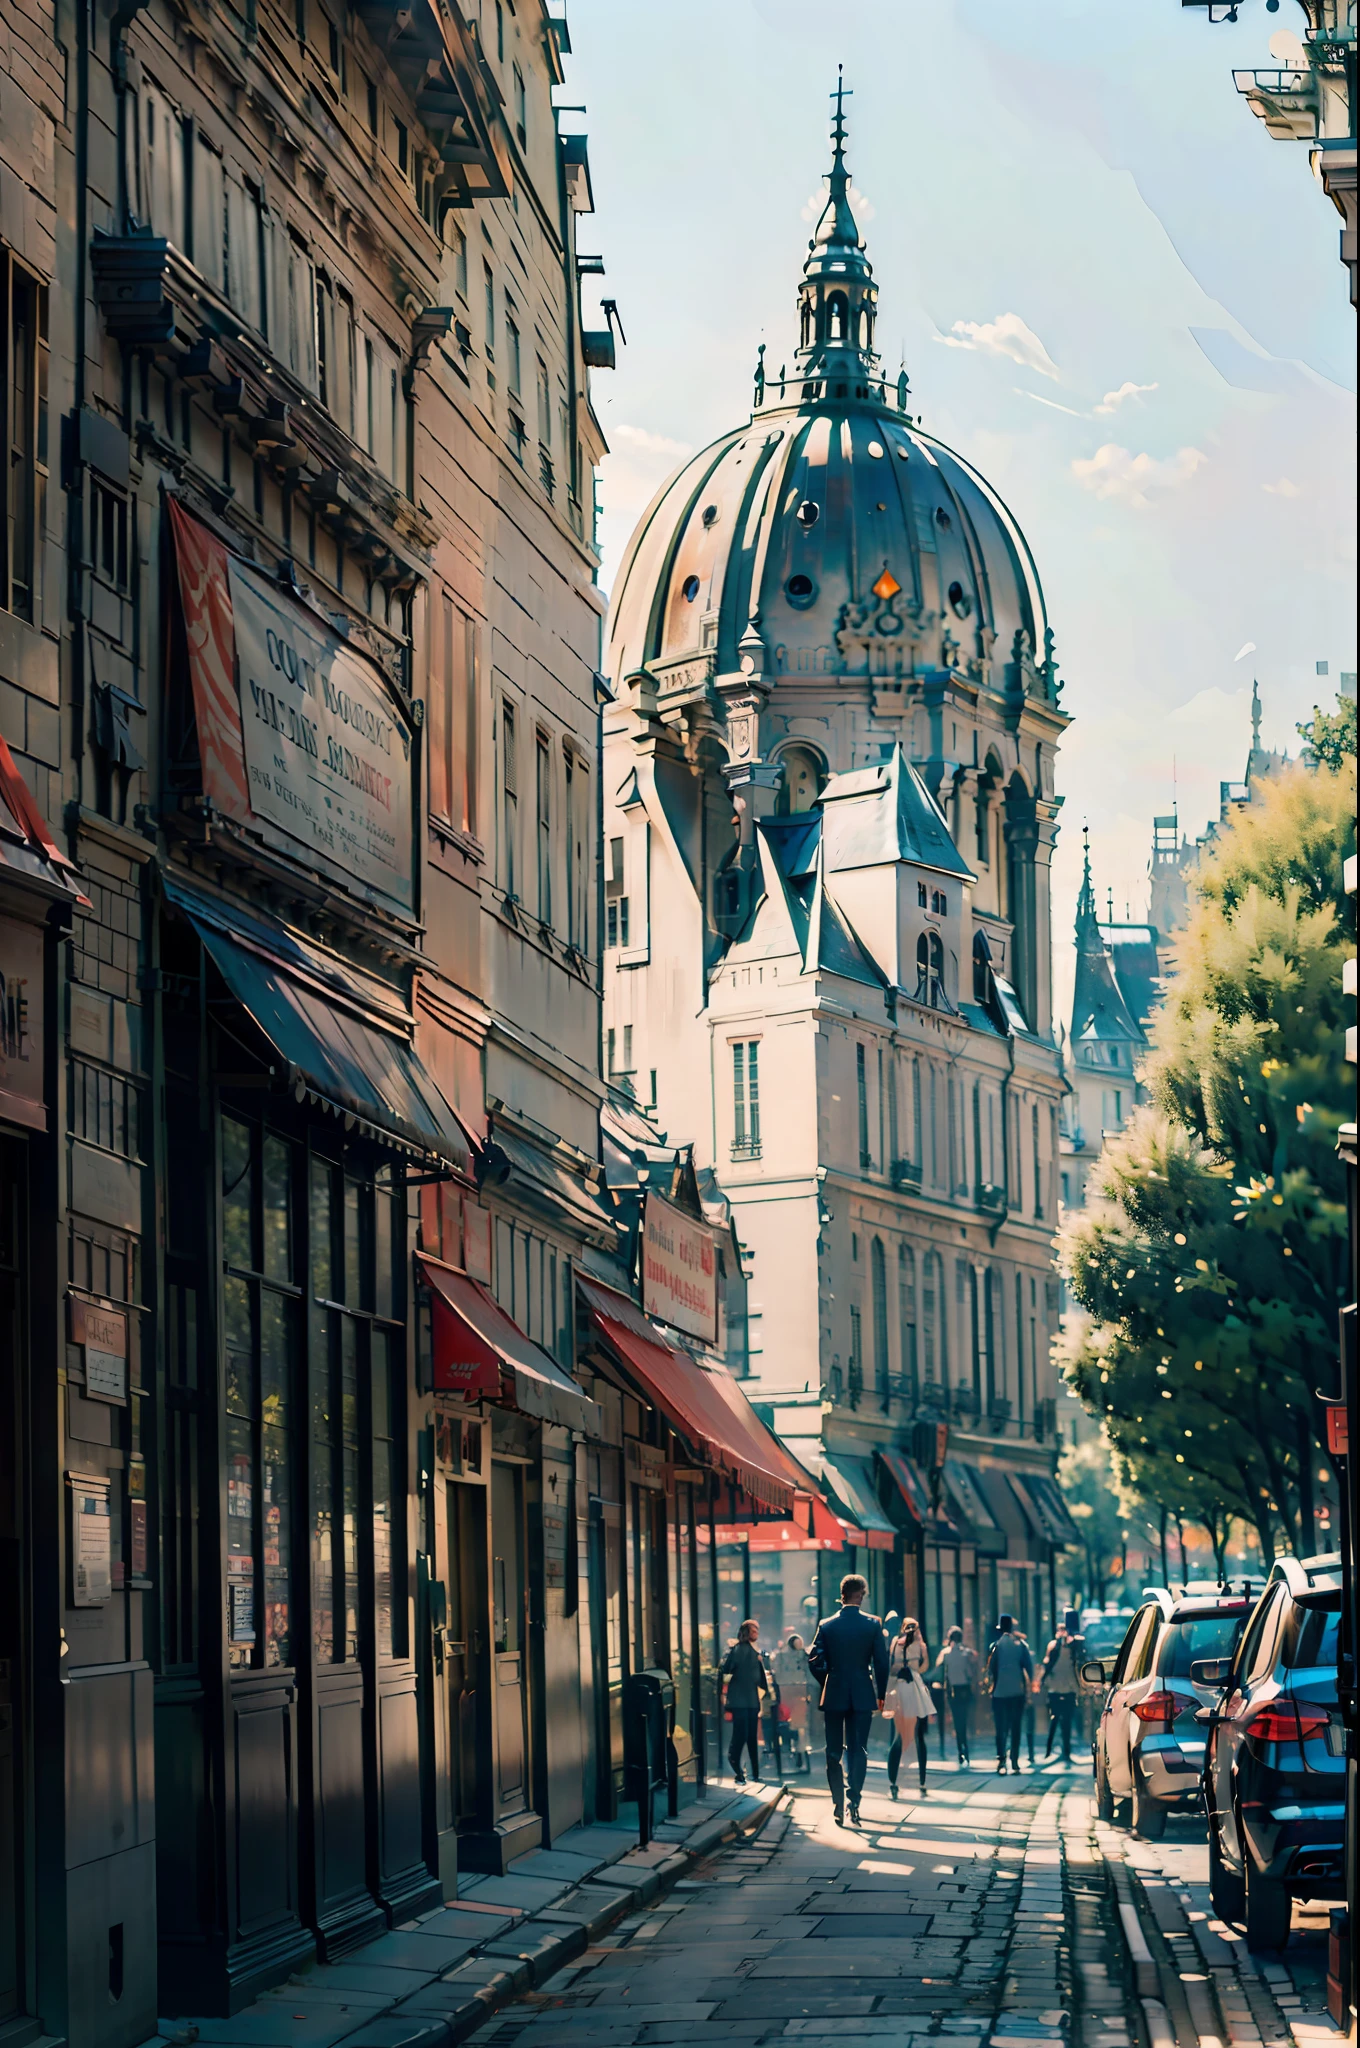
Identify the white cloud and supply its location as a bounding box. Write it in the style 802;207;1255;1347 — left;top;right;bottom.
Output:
1095;379;1158;414
936;312;1060;381
1019;389;1086;418
1263;477;1301;497
1070;442;1205;508
607;423;692;461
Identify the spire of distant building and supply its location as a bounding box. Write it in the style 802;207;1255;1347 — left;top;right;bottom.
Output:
792;69;883;391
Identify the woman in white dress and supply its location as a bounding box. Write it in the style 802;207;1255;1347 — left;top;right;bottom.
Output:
885;1617;936;1798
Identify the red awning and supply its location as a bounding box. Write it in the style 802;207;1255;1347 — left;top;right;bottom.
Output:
878;1447;932;1525
420;1256;598;1434
578;1275;795;1514
0;733;88;909
713;1492;854;1551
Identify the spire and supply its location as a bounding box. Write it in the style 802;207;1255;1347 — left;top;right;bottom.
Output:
791;71;881;392
1071;823;1143;1047
1251;678;1262;754
1075;823;1097;934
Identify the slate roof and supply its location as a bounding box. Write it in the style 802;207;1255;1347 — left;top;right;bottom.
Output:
820;747;974;881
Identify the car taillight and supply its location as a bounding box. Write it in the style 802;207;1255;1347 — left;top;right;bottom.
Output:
1134;1690;1177;1724
1246;1702;1330;1744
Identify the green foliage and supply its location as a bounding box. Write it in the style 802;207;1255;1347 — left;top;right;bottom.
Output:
1298;691;1357;775
1057;1435;1130;1606
1060;761;1355;1558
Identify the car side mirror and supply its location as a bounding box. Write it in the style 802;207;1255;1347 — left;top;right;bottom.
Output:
1079;1659;1108;1686
1189;1658;1232;1688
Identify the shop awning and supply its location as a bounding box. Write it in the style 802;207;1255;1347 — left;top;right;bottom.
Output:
420;1255;598;1433
166;879;473;1172
489;1120;616;1241
713;1492;848;1552
577;1275;795;1514
0;733;88;909
971;1465;1034;1559
1017;1470;1081;1548
877;1447;931;1525
819;1455;897;1551
942;1460;1005;1555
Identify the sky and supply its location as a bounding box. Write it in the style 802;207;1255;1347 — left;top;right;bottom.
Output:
561;0;1357;1031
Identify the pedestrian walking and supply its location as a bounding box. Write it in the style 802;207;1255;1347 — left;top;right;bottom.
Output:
720;1619;770;1785
884;1618;935;1798
770;1632;814;1773
1015;1630;1039;1765
1040;1620;1081;1764
986;1613;1034;1774
934;1625;979;1767
806;1572;889;1827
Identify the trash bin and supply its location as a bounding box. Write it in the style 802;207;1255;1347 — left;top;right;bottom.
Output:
623;1666;678;1846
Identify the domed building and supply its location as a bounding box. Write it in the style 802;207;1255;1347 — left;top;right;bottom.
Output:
601;90;1077;1653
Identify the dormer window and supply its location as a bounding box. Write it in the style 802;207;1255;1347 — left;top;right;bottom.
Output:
917;881;928;908
931;889;948;914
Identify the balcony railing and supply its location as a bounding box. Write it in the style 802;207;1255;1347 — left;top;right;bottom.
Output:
1233;65;1320;140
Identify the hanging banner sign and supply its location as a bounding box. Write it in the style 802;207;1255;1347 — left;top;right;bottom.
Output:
641;1191;718;1347
69;1295;129;1405
168;499;415;919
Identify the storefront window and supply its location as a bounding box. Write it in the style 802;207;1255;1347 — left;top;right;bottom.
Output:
221;1118;296;1670
223;1116;406;1674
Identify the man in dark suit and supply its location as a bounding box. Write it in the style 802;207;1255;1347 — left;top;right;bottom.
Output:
806;1573;889;1825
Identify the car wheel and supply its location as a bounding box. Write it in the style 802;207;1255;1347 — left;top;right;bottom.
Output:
1132;1760;1167;1841
1208;1818;1245;1924
1244;1860;1292;1951
1096;1753;1115;1824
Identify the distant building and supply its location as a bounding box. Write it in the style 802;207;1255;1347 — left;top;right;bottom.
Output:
600;90;1079;1658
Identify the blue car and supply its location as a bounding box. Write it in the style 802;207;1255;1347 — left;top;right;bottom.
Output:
1198;1553;1345;1951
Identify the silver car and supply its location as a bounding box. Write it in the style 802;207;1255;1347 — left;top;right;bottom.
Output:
1085;1589;1258;1837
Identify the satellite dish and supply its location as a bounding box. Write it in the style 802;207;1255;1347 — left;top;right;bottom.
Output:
1268;28;1306;62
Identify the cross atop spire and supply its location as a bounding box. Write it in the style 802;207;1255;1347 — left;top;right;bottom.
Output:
790;73;880;391
830;65;851;164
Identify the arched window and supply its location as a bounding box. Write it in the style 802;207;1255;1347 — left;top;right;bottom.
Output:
800;301;811;350
827;291;848;342
898;1245;917;1399
871;1239;889;1411
776;745;823;816
917;933;946;1009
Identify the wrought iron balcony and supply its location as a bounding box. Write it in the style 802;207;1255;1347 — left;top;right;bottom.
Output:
891;1158;922;1191
975;1181;1006;1217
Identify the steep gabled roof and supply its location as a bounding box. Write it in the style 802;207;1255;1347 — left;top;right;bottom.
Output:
1071;839;1144;1047
820;745;974;881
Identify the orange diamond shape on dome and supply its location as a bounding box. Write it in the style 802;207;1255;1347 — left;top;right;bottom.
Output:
872;568;901;601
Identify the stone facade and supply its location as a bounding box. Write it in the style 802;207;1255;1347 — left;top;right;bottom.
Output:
1;0;615;2035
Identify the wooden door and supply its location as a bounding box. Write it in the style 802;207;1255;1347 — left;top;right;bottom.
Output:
490;1462;529;1820
446;1480;488;1831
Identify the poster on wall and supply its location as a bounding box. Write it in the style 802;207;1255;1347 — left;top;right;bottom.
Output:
167;498;415;919
68;1474;112;1607
641;1191;718;1346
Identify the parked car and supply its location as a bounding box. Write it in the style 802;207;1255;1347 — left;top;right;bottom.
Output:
1082;1588;1257;1836
1079;1608;1135;1662
1197;1554;1344;1951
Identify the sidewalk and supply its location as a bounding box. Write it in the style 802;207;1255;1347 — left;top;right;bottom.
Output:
145;1780;786;2048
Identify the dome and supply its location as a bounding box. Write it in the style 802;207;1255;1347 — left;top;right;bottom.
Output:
607;81;1056;716
606;407;1051;693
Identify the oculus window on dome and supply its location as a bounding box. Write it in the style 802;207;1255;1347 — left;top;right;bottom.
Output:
167;500;416;921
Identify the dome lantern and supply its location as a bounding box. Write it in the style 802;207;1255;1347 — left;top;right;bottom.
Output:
789;70;887;408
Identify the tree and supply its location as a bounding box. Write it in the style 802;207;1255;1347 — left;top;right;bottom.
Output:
1058;1435;1129;1608
1060;760;1354;1559
1298;690;1357;775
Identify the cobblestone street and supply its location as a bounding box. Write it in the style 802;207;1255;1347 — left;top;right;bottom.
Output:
459;1758;1351;2048
473;1759;1096;2048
